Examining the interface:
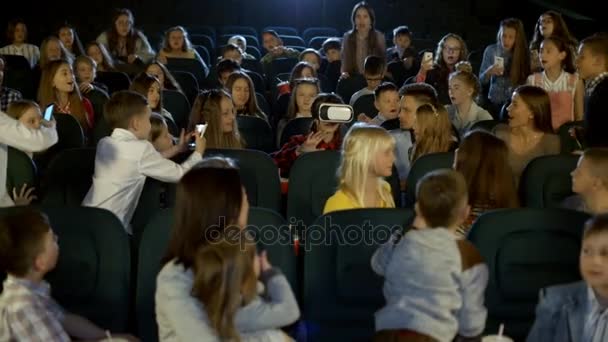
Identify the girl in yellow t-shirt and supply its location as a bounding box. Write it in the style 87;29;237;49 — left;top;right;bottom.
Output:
323;123;396;214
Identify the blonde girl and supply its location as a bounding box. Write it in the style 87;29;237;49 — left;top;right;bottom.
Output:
188;89;244;149
324;123;396;213
447;61;493;137
39;36;71;69
410;104;455;162
157;26;207;72
149;113;190;159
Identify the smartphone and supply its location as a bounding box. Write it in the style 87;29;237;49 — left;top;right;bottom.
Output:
319;104;353;123
43;104;54;121
195;123;208;138
494;56;504;69
423;51;433;63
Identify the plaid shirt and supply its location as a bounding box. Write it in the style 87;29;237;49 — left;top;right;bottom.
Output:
272;133;342;178
0;275;69;342
0;87;23;112
586;72;608;96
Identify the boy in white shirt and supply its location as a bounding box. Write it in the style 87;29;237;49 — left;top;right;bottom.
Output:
82;91;205;233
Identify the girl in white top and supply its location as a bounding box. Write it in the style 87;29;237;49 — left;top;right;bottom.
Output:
446;61;493;137
0;20;40;68
0;109;58;207
526;36;584;131
5;100;43;159
156;158;299;342
96;8;155;64
157;26;208;76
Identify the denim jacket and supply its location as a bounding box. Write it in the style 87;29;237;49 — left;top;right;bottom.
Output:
527;281;608;342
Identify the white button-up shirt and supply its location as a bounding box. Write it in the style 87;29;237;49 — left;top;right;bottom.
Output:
82;129;202;233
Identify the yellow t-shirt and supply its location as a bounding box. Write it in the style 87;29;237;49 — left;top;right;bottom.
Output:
323;181;393;214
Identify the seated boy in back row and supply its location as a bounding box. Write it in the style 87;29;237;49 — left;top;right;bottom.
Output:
358;82;399;126
82;91;205;233
372;169;488;341
349;55;385;107
0;210;136;341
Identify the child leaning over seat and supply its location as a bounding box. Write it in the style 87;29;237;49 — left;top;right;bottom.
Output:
82;90;205;233
372;169;488;341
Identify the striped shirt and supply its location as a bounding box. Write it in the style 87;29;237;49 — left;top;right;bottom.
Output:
0;275;69;342
0;44;40;68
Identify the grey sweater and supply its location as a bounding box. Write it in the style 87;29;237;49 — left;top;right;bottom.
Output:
372;227;488;341
155;260;300;342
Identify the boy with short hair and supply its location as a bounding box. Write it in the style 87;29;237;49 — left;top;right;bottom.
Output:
349;55;385;106
576;34;608;147
322;38;341;63
386;26;417;67
0;210;135;340
564;148;608;214
527;214;608;341
260;30;300;66
216;58;242;86
372;169;488;341
82;91;205;233
227;35;256;60
358;82;399;126
220;44;243;66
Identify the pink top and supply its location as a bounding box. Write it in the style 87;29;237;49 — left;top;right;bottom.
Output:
527;71;577;130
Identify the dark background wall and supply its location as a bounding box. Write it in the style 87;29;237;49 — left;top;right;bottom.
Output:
1;0;603;51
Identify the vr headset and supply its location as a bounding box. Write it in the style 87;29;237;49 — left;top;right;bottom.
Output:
318;103;354;123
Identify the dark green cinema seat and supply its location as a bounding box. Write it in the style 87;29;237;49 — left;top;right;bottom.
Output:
467;208;589;340
303;208;415;342
404;152;454;207
519;154;579;209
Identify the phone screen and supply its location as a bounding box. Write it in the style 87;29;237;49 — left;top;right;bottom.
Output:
43;104;54;121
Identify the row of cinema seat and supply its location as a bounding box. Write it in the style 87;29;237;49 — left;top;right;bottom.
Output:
0;205;589;342
6;146;580;234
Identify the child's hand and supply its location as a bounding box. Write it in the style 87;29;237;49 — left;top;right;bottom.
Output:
419;58;434;73
127;54;139;64
12;184;37;206
41;118;56;128
357;113;371;123
157;54;168;64
403;57;414;69
175;129;191;153
298;132;325;154
79;82;94;94
485;64;503;77
258;250;272;272
194;131;206;155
